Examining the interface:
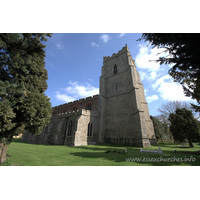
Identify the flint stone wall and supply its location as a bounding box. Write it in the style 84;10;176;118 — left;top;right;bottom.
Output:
21;109;98;146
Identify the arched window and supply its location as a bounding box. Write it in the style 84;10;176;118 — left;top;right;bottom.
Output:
62;117;68;144
87;123;93;137
114;64;117;74
67;121;73;136
73;107;77;111
75;120;78;131
86;103;92;111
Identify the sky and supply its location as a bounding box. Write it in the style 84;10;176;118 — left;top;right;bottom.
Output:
43;33;196;116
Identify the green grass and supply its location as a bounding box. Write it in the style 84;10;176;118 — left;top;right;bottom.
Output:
5;138;200;166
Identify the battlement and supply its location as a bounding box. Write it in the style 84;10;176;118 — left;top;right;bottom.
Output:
51;109;97;118
103;44;130;63
51;109;82;118
52;94;99;109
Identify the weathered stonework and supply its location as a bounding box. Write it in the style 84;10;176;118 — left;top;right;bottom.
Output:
21;45;157;147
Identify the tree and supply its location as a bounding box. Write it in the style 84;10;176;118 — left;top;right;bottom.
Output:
158;100;196;121
137;34;200;112
168;108;200;147
151;101;196;143
0;33;52;164
151;115;174;143
150;115;162;140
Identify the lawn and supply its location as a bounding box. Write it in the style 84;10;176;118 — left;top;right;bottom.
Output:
4;138;200;166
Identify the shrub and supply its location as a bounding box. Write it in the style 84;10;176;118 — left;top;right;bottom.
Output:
0;158;12;166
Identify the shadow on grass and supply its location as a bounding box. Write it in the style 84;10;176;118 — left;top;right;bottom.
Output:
14;139;200;166
156;145;188;149
12;138;23;143
69;144;200;166
71;151;200;166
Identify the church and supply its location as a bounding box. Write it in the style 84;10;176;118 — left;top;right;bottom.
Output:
21;45;157;147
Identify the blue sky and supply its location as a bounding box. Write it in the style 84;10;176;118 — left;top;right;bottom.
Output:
3;1;198;118
43;33;196;116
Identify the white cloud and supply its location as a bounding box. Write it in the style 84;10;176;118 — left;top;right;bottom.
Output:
55;92;76;103
157;81;193;101
136;44;195;103
144;89;148;96
150;71;157;80
55;81;99;103
118;33;126;38
135;43;169;80
152;74;171;89
152;74;195;102
146;95;159;103
91;42;99;47
138;70;146;81
100;34;111;43
56;43;64;49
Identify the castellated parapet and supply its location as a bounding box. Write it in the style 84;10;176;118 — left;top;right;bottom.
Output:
52;94;99;115
103;44;131;63
52;94;99;109
51;109;97;119
21;45;156;147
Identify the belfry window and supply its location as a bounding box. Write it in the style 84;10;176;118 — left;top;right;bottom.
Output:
87;123;93;137
86;103;92;111
114;64;117;74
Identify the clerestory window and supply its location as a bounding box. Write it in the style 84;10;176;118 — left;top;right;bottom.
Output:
62;109;67;113
73;107;77;111
86;103;92;111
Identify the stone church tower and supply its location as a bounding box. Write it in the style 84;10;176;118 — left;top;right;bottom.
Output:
21;44;156;147
98;44;156;147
